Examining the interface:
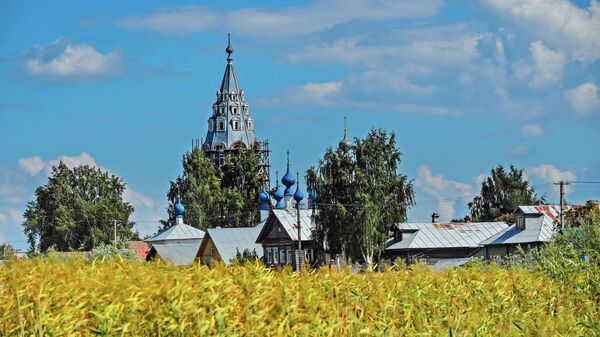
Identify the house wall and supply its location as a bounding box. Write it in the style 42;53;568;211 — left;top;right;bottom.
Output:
198;237;222;265
485;242;542;258
386;247;479;261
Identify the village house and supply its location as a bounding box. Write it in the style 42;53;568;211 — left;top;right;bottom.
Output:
385;213;508;264
480;205;565;258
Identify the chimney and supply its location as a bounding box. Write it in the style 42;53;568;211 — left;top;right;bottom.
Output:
431;212;440;223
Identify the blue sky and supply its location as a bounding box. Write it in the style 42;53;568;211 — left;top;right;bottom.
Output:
1;0;599;249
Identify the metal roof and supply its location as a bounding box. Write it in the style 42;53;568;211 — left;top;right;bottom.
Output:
151;240;203;265
272;209;316;241
480;216;555;245
145;223;205;242
205;222;265;265
517;205;564;226
256;209;317;243
386;222;508;251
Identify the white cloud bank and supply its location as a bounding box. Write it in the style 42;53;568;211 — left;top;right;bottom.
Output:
24;38;122;81
119;1;441;37
527;164;576;193
483;0;600;62
566;82;600;115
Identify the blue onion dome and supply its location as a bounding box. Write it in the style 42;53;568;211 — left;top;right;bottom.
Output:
258;186;270;202
273;184;284;202
174;196;185;216
293;173;304;203
293;185;304;203
282;167;296;188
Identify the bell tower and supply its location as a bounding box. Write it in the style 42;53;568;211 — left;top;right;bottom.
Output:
198;35;270;186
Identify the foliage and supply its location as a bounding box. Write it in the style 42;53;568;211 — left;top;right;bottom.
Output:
232;248;259;264
0;259;598;336
307;128;414;266
90;242;138;261
22;162;135;252
0;243;15;260
166;148;261;229
469;165;545;221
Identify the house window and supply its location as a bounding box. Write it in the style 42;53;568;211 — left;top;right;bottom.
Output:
267;248;273;264
273;247;279;264
304;249;313;262
287;249;292;264
210;247;215;256
517;215;524;229
280;249;286;264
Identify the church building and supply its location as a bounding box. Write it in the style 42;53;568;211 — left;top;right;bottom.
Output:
200;35;270;185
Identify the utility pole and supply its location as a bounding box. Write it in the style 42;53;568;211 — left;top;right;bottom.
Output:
554;181;570;230
297;187;302;272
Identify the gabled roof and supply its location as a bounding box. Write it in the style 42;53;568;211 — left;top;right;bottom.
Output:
517;205;564;226
152;241;202;265
145;223;205;242
256;209;317;243
204;222;265;265
386;222;508;251
480;215;555;245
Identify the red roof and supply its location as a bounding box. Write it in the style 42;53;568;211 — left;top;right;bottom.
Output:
128;241;150;260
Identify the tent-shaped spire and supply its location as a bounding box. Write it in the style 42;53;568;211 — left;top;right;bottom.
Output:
220;33;241;94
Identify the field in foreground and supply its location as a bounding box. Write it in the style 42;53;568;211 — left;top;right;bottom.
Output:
0;259;599;336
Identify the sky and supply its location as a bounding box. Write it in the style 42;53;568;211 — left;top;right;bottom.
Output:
1;0;599;250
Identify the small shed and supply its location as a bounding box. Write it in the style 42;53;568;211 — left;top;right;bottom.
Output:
198;222;265;265
146;223;205;265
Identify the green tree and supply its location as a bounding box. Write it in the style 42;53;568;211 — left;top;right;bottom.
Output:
468;165;545;221
22;162;135;252
166;148;222;229
307;128;414;266
166;148;262;229
561;200;600;258
0;243;15;260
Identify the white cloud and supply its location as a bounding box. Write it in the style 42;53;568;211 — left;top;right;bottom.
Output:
255;81;342;108
473;174;487;187
415;165;474;221
520;124;544;138
0;212;6;223
123;187;155;209
46;152;99;175
566;82;600;115
119;7;218;35
528;164;576;193
515;41;566;88
119;1;441;37
508;145;529;156
18;156;45;176
6;208;23;224
483;0;600;62
24;38;122;81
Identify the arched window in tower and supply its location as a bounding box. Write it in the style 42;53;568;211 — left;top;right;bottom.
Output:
232;119;241;131
216;91;221;100
212;104;218;114
231;91;237;101
214;143;226;152
230;105;239;115
220;106;225;115
242;104;248;115
240;90;245;101
217;117;226;132
247;118;254;131
208;119;214;131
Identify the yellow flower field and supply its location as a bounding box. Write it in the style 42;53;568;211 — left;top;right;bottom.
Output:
0;258;598;336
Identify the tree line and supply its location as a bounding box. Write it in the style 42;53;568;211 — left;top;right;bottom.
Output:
19;128;551;255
